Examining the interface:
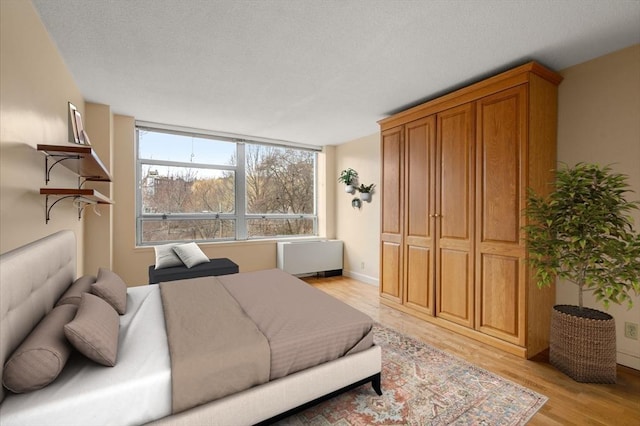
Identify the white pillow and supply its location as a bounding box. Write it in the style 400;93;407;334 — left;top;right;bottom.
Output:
172;242;210;268
154;244;184;269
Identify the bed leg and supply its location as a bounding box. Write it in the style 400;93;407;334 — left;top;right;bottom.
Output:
371;373;382;396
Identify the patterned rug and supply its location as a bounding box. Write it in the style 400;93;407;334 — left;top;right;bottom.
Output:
277;324;547;425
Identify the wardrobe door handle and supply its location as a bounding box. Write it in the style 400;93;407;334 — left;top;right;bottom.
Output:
430;213;440;218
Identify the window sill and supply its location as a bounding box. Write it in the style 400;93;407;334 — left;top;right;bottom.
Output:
135;235;327;251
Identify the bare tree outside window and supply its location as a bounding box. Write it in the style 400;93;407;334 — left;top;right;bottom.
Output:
245;144;315;237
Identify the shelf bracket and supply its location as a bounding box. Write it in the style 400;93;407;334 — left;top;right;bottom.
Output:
44;154;80;185
44;194;97;224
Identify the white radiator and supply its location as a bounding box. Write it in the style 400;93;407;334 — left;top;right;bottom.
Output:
276;240;343;275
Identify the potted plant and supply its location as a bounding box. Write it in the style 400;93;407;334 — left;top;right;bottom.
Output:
524;163;640;383
338;168;358;194
357;183;375;202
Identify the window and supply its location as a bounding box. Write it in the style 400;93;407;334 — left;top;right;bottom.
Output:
136;125;318;245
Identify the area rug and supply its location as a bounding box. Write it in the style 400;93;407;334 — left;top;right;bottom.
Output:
277;324;547;425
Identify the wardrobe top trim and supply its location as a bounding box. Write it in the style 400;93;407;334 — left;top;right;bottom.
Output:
378;61;563;130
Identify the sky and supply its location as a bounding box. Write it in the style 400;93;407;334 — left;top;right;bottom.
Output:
138;128;315;181
138;129;236;166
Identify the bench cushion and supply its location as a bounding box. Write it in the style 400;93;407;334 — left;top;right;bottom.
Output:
148;258;239;284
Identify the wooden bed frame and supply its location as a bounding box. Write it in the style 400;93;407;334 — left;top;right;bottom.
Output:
0;230;382;425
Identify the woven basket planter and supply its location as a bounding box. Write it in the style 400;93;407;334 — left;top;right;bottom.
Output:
549;305;616;383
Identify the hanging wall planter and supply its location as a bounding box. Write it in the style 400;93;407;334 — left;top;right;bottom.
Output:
358;183;375;202
338;168;358;194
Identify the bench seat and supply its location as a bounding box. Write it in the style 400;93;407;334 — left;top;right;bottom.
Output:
149;258;239;284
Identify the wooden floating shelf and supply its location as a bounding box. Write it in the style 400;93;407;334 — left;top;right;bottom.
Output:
40;188;113;204
40;188;112;223
37;143;112;182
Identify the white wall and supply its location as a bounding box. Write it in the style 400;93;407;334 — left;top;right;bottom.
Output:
335;133;380;284
556;44;640;369
0;0;85;272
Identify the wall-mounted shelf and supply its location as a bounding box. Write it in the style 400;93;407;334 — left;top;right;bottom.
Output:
40;188;112;223
37;143;112;183
38;142;113;223
40;188;112;203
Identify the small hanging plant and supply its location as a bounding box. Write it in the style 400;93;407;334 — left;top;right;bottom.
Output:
358;183;375;202
524;163;640;310
357;183;375;193
338;168;358;194
338;168;358;185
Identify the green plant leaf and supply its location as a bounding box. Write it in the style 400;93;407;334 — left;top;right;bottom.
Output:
523;163;640;309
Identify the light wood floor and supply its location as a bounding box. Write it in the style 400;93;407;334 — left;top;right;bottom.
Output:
302;275;640;426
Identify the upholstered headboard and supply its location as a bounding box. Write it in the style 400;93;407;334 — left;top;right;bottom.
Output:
0;230;76;403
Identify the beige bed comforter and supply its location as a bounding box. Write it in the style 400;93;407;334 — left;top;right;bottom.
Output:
160;269;373;414
217;269;374;380
160;277;270;414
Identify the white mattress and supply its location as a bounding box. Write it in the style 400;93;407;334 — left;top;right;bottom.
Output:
0;286;172;426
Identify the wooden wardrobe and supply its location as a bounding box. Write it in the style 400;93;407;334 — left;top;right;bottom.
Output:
379;62;562;358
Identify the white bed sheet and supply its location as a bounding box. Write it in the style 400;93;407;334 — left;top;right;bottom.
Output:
0;286;172;426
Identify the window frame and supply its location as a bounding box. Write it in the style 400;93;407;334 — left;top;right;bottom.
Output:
135;123;319;245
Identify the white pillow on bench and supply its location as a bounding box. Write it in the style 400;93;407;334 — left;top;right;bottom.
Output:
172;242;210;268
154;244;184;269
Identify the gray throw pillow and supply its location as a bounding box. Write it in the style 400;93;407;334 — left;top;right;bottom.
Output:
56;275;96;306
64;293;120;367
92;267;127;314
3;304;78;393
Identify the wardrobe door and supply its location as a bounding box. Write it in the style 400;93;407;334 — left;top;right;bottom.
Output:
475;85;527;345
436;103;475;328
380;126;404;303
403;116;436;315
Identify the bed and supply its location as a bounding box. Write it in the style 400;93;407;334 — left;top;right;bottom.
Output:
0;230;381;425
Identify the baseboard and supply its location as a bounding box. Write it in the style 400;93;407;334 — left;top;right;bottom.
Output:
343;270;379;286
617;350;640;370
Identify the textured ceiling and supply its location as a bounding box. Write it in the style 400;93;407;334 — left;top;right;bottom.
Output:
32;0;640;146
